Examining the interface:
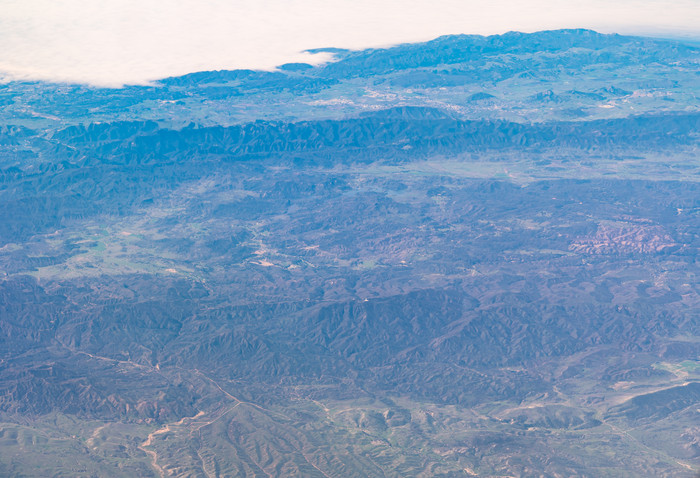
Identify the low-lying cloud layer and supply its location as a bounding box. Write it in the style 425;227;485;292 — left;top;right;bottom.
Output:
2;0;699;87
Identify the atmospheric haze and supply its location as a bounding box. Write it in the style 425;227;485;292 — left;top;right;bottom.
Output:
1;1;699;87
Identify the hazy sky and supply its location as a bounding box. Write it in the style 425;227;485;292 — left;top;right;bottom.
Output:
1;0;699;87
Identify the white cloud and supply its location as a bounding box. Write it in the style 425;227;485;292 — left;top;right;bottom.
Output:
1;0;698;87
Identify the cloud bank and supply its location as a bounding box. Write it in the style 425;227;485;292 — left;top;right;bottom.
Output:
1;0;699;87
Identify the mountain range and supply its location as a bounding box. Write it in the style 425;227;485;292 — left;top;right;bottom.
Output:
0;29;699;477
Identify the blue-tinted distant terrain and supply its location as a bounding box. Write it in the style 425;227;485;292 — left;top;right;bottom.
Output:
0;29;699;477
